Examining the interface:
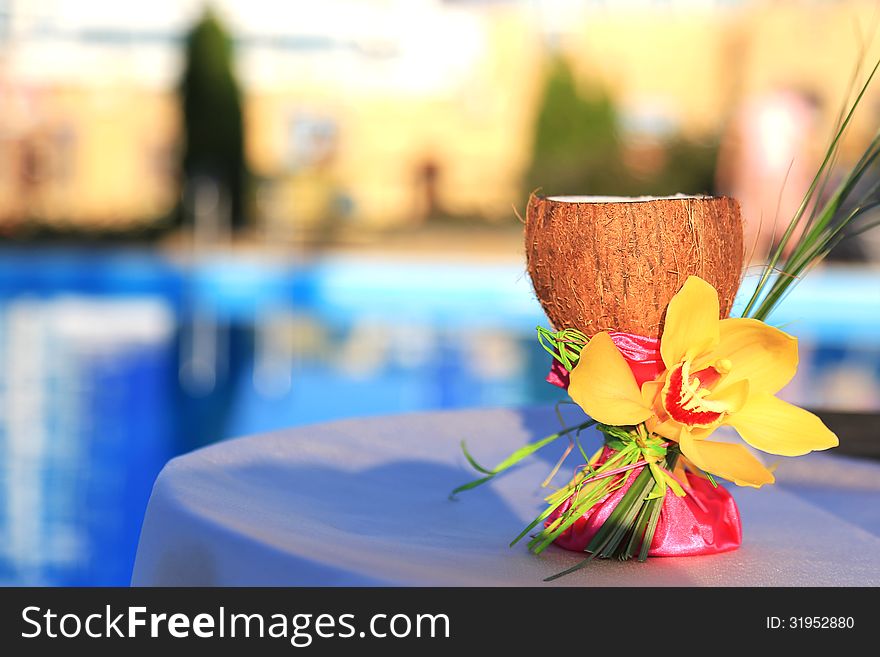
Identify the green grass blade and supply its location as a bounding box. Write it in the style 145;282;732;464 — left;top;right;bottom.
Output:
459;440;495;475
742;56;880;319
637;496;665;562
493;420;596;473
450;419;597;498
448;475;495;499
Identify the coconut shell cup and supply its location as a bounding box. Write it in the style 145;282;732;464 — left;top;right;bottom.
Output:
525;194;745;338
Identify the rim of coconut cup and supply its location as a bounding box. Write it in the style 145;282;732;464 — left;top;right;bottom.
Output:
543;193;728;204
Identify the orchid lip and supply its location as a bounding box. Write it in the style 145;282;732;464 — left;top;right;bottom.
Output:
662;360;729;428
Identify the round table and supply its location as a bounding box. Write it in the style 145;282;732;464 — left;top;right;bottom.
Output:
132;406;880;586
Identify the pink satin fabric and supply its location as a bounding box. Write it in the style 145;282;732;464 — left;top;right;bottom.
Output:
544;331;743;556
545;448;742;556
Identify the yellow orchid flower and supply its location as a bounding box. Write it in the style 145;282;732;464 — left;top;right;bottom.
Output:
568;276;838;488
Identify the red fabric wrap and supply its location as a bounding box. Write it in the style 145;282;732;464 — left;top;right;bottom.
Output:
545;331;742;557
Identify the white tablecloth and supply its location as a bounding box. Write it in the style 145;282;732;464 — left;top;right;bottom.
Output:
132;406;880;586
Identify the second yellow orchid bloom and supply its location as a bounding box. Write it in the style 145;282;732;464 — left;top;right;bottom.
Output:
568;276;838;488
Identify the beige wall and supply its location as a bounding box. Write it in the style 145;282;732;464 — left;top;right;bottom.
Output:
2;1;879;231
244;10;542;228
0;86;178;229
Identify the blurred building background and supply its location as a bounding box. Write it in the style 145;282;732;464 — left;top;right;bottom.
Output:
3;0;880;238
0;0;879;584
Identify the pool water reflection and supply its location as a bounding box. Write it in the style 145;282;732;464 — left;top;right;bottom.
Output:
0;251;878;584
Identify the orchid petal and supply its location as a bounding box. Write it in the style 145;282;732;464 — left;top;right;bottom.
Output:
660;276;721;368
729;392;838;456
706;318;798;394
706;378;750;414
640;380;663;409
569;332;653;426
649;416;683;442
679;431;776;488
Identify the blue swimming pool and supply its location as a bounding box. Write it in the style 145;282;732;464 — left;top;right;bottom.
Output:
0;248;878;585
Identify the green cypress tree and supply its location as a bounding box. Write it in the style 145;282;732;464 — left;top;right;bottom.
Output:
179;10;247;229
524;57;622;197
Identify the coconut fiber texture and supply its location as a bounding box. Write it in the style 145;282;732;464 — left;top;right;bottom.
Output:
525;194;744;338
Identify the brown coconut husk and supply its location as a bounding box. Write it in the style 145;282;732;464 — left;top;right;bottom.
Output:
525;194;744;339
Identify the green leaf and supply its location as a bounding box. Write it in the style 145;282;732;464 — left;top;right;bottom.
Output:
528;447;640;554
646;462;667;499
448;474;494;499
637;496;665;562
584;465;656;557
536;326;589;371
597;424;635;442
542;450;679;578
492;422;593;473
642;444;668;458
460;440;495;475
742;56;880;321
542;554;596;582
554;400;578;429
529;478;620;554
574;435;591;464
542;471;654;580
625;495;662;560
509;499;567;547
450;418;597;498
